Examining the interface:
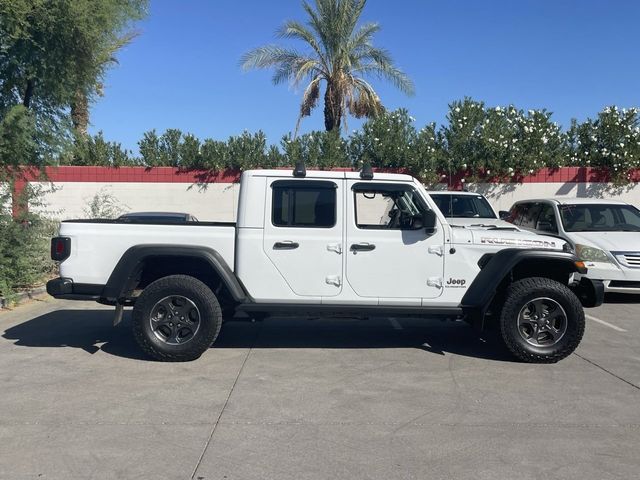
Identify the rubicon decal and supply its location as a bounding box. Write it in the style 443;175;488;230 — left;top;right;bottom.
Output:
481;237;557;248
446;278;467;288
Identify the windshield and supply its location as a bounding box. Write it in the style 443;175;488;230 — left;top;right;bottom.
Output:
559;204;640;232
430;194;496;219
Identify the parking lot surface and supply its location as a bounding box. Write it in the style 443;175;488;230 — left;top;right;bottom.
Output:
1;296;639;480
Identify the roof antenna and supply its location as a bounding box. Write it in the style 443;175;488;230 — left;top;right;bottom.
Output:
360;161;374;180
293;161;306;178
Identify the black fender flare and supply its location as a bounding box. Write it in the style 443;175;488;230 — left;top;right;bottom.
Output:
101;244;246;302
461;248;586;312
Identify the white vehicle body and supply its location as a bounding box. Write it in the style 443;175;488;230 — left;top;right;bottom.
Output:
48;169;604;363
505;197;640;294
59;170;565;308
427;190;517;228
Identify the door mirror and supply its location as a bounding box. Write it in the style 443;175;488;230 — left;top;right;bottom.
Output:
499;210;510;220
412;210;437;232
537;221;556;233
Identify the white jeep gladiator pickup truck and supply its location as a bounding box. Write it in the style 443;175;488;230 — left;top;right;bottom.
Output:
47;166;604;363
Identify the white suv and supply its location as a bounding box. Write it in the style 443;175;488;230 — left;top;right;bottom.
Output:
505;198;640;294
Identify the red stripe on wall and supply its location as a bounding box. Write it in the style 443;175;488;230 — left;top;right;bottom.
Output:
12;166;640;184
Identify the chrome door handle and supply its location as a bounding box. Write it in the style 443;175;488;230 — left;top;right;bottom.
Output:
350;243;376;252
273;241;299;250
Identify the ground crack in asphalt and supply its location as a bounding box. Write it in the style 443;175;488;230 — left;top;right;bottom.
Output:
190;324;262;479
575;353;640;392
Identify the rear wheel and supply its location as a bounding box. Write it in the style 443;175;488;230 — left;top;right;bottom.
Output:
499;277;585;363
132;275;222;361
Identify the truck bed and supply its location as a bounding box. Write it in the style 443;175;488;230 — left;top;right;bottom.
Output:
58;220;236;285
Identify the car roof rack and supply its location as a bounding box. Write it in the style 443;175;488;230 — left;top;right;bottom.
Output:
293;161;306;178
360;162;374;180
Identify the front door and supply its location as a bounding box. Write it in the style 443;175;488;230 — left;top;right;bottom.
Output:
345;181;445;301
263;178;343;298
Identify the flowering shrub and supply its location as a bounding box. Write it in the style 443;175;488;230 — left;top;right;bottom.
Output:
281;131;347;169
443;98;565;179
567;106;640;183
67;100;640;183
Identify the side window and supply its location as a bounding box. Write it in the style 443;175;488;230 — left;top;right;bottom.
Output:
536;204;558;233
353;183;429;230
272;181;336;228
509;203;529;225
520;203;542;229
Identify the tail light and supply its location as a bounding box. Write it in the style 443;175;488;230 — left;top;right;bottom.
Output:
51;237;71;261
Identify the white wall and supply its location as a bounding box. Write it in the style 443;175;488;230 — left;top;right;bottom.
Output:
467;182;640;212
30;182;240;222
28;180;640;221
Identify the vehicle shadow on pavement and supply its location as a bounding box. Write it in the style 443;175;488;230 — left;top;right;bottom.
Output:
2;309;147;360
3;310;514;362
216;318;515;362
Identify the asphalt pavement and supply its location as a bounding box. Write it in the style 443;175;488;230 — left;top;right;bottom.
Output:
0;295;638;480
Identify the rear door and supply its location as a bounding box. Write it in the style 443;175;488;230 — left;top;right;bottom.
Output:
263;178;344;297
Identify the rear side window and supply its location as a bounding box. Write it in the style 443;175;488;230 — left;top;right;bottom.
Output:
271;180;336;228
508;203;531;226
520;203;542;229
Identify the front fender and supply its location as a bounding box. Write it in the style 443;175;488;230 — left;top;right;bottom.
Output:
461;248;586;311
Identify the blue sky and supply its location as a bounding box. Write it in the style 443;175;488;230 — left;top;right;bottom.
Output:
90;0;640;153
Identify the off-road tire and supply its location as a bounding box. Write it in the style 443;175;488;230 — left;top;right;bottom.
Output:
132;275;222;361
499;277;585;363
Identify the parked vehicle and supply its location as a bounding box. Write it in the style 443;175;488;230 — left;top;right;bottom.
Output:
47;168;603;363
118;212;199;223
503;198;640;294
429;190;516;228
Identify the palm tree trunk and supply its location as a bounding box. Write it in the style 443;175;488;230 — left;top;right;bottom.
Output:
22;79;35;108
71;90;89;136
323;82;342;132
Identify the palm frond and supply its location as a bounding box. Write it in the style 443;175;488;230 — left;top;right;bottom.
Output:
302;1;331;62
272;58;322;86
300;76;322;117
294;75;323;137
240;45;305;71
352;47;415;95
277;20;328;70
347;76;384;118
346;21;380;53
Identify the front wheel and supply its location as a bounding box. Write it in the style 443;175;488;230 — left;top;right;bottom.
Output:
132;275;222;361
499;277;585;363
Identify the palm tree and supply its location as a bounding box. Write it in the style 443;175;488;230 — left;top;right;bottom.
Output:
241;0;414;134
71;32;138;136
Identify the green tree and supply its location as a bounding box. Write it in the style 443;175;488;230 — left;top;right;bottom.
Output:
241;0;414;133
0;0;147;171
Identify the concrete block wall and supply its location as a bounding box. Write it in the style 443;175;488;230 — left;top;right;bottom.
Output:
12;166;640;221
31;181;240;221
